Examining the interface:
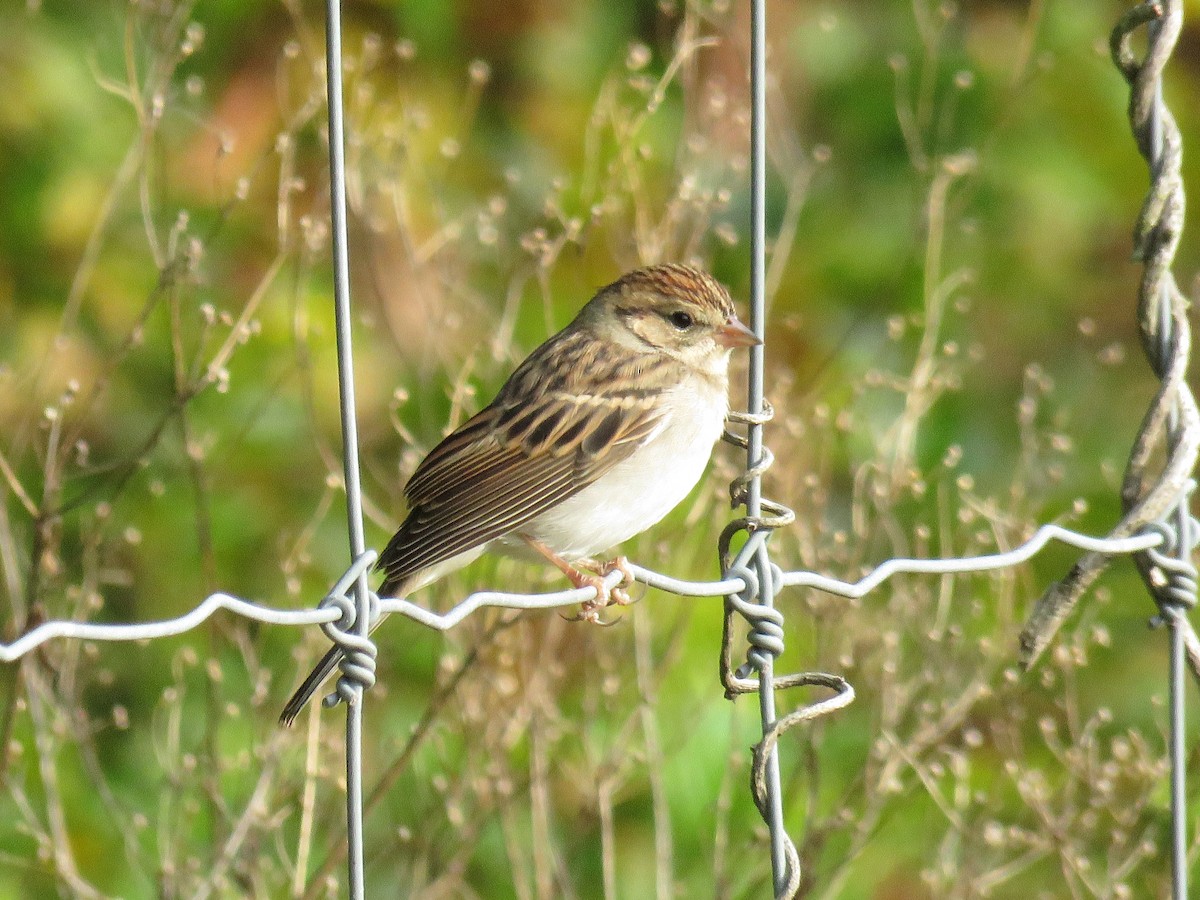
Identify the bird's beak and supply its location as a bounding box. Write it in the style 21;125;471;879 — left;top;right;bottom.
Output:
716;315;761;348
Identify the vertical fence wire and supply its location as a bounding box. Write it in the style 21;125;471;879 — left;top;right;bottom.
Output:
1169;615;1187;898
745;0;789;893
1110;3;1197;896
321;1;369;896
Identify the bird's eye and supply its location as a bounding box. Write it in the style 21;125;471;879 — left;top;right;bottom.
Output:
668;310;694;330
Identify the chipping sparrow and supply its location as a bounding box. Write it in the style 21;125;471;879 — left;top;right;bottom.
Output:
280;264;758;725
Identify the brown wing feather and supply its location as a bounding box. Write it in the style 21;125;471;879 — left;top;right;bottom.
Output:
377;328;671;593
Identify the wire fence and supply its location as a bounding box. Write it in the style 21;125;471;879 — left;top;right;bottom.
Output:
0;1;1195;898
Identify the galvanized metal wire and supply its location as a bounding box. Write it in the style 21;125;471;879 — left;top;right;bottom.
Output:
322;0;372;894
0;2;1194;897
0;526;1164;666
1018;3;1198;897
1032;2;1196;895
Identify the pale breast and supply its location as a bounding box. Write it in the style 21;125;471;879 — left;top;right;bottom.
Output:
507;376;728;560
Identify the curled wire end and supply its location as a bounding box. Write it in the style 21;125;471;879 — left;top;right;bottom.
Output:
749;672;856;898
750;674;855;811
725;398;776;430
774;835;802;900
1110;0;1167;83
723;400;796;528
316;576;380;711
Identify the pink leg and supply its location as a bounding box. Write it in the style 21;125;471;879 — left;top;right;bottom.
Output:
521;537;632;623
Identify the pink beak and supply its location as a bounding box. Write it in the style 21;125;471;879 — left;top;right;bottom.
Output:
716;315;761;348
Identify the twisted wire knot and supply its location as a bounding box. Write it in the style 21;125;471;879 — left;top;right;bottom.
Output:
1139;515;1199;623
724;557;788;679
317;553;380;709
720;398;816;691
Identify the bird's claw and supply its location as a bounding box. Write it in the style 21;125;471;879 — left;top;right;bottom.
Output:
570;556;635;624
562;605;620;626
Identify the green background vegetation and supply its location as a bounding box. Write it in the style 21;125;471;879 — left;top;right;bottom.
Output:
1;0;1199;897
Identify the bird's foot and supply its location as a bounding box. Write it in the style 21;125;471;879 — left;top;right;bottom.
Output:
565;570;621;626
519;536;634;625
569;556;635;623
576;556;635;607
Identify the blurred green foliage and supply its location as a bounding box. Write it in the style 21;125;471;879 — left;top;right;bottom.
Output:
1;0;1199;897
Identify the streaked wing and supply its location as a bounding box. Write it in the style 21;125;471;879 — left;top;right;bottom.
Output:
376;329;670;589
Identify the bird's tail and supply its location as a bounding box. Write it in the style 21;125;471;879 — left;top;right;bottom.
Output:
278;643;343;727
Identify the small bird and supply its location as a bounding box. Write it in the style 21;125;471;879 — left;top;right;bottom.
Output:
280;264;758;725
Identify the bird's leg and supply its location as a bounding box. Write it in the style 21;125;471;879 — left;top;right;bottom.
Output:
521;536;624;624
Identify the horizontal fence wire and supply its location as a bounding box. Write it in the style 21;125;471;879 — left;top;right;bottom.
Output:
0;528;1165;665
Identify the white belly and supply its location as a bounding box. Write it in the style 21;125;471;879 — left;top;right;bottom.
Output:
504;379;727;560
